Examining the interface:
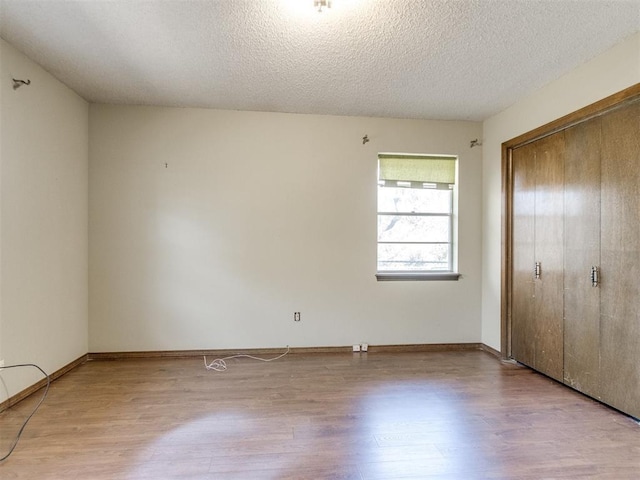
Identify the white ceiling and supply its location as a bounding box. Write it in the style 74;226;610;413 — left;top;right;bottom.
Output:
1;0;638;121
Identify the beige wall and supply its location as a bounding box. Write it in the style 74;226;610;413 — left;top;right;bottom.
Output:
481;32;640;350
89;106;483;352
0;38;88;397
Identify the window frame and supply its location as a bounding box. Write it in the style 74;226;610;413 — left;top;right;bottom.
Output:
375;154;461;282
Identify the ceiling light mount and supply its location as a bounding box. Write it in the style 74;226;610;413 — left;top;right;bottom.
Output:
314;0;331;12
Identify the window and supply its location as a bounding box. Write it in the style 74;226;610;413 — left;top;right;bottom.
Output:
376;153;460;281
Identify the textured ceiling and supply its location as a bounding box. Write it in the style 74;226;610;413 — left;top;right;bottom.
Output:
1;0;638;121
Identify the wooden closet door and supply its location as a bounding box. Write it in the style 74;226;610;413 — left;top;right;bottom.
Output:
511;132;564;381
533;132;565;382
599;100;640;419
511;142;537;368
563;118;601;398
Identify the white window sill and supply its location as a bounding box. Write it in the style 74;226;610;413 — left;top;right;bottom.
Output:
376;272;461;281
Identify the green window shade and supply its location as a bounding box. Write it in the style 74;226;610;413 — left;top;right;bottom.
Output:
378;154;456;185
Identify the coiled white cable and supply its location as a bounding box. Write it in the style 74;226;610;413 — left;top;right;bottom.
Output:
203;345;290;372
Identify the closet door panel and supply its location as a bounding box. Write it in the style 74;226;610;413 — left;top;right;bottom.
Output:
563;119;601;398
599;100;640;418
511;143;537;367
533;132;565;382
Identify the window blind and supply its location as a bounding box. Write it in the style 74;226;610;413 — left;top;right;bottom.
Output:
378;154;457;186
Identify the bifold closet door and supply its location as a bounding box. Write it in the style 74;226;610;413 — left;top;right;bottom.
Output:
563;118;601;399
511;132;564;382
599;100;640;418
511;142;536;369
532;132;565;382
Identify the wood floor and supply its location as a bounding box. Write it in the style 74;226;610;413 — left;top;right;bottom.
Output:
1;351;638;479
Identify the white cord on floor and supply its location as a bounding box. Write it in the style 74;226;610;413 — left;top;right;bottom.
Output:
0;363;50;462
203;345;290;372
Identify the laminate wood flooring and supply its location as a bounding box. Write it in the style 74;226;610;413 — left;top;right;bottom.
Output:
1;351;638;479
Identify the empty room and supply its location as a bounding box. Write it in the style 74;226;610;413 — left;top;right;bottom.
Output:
0;0;639;478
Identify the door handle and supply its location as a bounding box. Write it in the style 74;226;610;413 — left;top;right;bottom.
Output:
534;262;541;280
591;266;599;287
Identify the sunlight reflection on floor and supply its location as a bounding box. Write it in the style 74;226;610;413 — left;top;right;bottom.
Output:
127;411;293;479
358;381;491;478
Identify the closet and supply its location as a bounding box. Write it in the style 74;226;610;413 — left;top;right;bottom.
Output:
506;91;640;419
